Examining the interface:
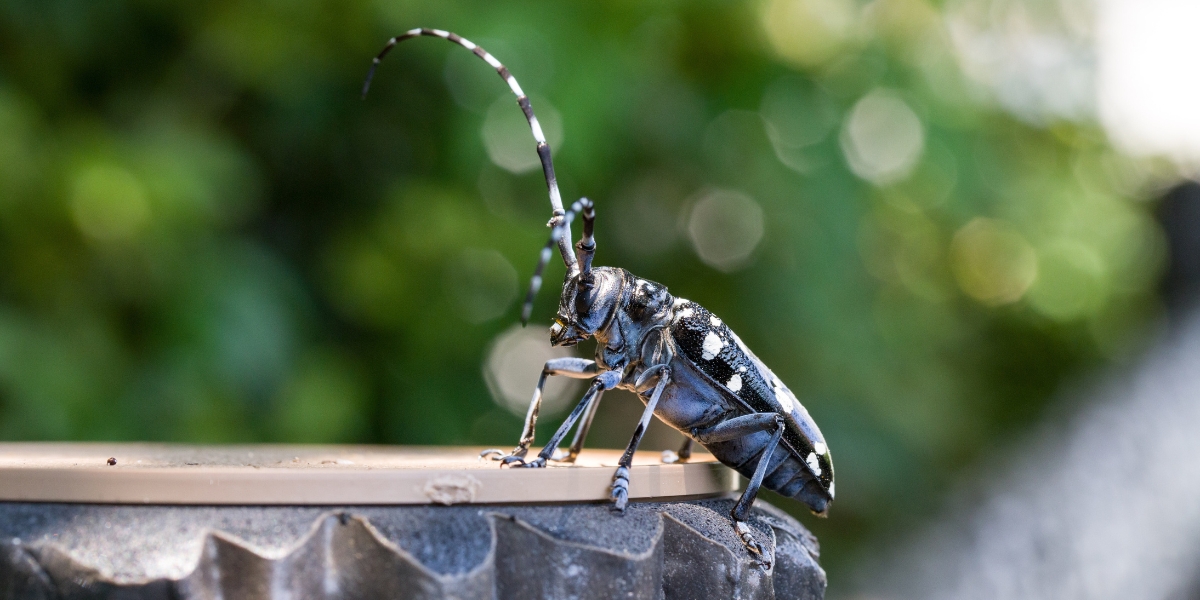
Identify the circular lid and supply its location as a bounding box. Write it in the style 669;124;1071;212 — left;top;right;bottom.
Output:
0;443;735;505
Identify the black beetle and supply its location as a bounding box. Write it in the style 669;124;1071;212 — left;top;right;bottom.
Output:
363;28;834;566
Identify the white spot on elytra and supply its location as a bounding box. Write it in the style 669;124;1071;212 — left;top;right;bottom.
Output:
710;315;722;327
676;307;695;321
806;452;822;477
813;441;827;456
673;297;689;307
828;480;835;498
701;332;724;360
737;365;747;373
778;393;793;413
726;373;743;393
772;378;794;412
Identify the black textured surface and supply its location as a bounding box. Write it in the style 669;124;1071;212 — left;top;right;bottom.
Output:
0;496;824;599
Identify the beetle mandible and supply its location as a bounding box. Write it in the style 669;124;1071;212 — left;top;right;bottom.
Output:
362;28;834;566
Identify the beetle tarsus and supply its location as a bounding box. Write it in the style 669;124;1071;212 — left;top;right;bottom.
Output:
735;521;771;570
520;456;547;468
611;487;629;511
499;455;529;467
610;466;631;511
484;447;529;466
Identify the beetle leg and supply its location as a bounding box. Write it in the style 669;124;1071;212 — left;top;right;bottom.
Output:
722;414;786;570
611;368;671;511
692;412;781;444
551;387;604;463
661;438;693;464
481;358;598;466
522;370;621;468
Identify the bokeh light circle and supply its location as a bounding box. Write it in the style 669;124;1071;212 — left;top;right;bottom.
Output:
483;324;582;419
950;218;1038;305
443;248;519;324
686;189;765;273
841;90;925;185
1027;241;1109;321
70;165;150;242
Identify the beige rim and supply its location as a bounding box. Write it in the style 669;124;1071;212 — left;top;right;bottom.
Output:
0;443;736;505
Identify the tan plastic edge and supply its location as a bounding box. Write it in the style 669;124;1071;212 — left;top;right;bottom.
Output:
0;443;738;505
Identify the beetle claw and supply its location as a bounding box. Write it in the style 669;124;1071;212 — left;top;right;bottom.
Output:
498;455;528;467
734;521;772;570
611;486;628;512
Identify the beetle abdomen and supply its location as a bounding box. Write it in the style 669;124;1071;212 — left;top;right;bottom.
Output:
707;434;830;515
762;449;831;515
668;298;834;509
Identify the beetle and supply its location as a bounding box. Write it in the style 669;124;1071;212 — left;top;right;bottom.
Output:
363;28;834;566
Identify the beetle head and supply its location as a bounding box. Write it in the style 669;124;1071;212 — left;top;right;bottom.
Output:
549;267;621;346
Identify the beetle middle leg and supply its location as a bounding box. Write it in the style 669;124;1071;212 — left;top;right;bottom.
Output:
693;412;786;569
609;366;671;512
480;357;598;466
549;384;605;463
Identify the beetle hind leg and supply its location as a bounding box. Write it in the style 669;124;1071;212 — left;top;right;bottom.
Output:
693;412;786;569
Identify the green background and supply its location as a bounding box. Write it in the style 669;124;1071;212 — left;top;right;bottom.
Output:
0;0;1167;591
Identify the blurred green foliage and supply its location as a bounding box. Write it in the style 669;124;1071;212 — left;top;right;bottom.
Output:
0;0;1166;586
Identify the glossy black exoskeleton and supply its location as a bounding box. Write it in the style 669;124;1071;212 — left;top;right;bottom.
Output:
363;28;834;567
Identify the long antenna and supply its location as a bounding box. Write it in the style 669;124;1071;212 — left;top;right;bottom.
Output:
518;197;595;325
362;28;576;273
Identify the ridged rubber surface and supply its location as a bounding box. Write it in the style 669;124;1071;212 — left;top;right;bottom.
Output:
0;497;824;599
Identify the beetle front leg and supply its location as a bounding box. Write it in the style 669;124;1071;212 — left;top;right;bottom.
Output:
610;366;670;512
519;370;622;468
481;358;598;466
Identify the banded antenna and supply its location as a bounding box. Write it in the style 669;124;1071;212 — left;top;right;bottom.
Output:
362;28;582;324
520;198;595;325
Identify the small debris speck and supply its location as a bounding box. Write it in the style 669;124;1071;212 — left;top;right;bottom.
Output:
106;457;117;466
